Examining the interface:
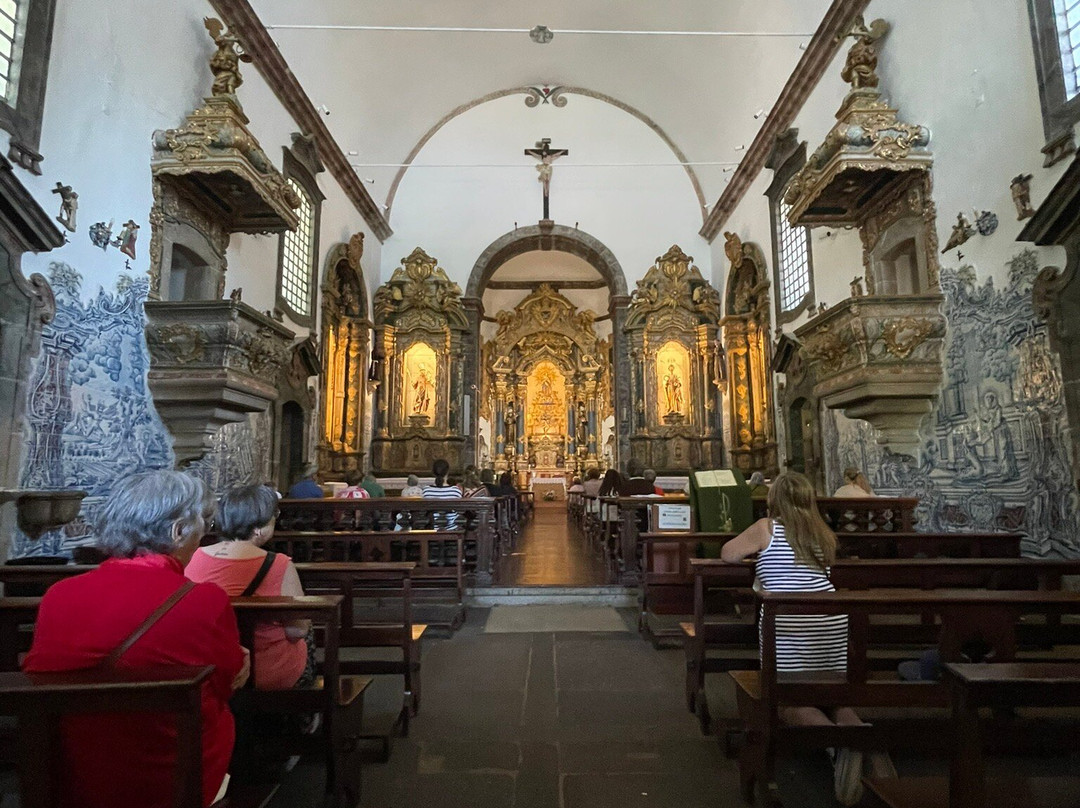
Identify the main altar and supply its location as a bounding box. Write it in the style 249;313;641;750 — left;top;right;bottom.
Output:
480;284;611;482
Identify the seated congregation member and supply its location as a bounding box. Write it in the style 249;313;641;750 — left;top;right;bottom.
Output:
480;468;500;496
361;472;385;498
747;471;770;498
568;477;585;495
186;484;312;691
597;469;622;526
581;467;603;515
642;468;664;496
461;465;487;497
400;474;425;497
720;471;893;805
618;458;655;496
336;469;370;499
496;471;517;497
833;466;875;498
24;470;248;808
423;458;463;529
286;463;324;499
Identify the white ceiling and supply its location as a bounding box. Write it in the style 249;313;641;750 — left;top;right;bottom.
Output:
251;1;831;216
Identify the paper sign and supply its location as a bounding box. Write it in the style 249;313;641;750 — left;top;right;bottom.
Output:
655;504;692;532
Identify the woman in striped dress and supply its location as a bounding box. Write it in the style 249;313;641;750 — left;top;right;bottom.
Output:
722;472;888;805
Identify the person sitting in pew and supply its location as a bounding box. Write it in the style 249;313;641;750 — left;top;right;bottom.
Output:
423;458;463;529
480;468;501;496
495;471;517;497
361;472;386;498
24;470;249;808
287;463;325;499
721;471;895;806
401;474;425;497
833;466;875;497
336;469;370;499
186;484;313;691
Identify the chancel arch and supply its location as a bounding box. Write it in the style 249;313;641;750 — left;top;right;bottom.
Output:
318;233;371;476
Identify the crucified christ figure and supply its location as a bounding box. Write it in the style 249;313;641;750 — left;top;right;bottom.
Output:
524;138;568;221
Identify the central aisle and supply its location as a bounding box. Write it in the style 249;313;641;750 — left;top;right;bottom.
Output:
497;502;610;587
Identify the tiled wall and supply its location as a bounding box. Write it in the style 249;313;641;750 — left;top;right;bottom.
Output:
825;250;1080;557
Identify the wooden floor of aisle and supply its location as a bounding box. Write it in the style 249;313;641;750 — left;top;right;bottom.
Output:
496;502;610;587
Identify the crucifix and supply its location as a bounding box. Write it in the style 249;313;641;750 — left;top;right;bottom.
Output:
524;138;568;221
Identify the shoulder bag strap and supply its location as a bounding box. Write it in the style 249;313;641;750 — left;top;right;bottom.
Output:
103;579;196;668
240;551;277;597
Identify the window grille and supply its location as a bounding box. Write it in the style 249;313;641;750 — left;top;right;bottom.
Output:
280;178;315;316
1055;0;1080;100
776;199;811;312
0;0;26;106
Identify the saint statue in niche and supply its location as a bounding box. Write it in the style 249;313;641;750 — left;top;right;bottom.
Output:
575;401;588;448
663;363;684;414
505;406;518;449
412;362;432;415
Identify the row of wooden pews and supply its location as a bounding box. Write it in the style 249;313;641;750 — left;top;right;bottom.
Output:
0;556;447;807
276;492;530;587
652;508;1080;807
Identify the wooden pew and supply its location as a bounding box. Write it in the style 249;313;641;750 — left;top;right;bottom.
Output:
230;595;372;808
750;496;919;532
278;497;497;584
293;561;426;744
0;665;214;808
0;564;93;597
731;589;1080;806
0;597;43;672
269;530;465;627
864;662;1080;808
640;531;1025;645
683;557;1080;733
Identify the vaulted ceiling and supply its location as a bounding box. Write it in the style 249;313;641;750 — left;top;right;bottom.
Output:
250;1;832;220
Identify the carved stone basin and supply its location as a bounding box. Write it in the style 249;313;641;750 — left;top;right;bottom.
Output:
0;489;87;539
795;294;946;455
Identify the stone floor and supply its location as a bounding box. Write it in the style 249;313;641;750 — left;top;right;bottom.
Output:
272;606;849;808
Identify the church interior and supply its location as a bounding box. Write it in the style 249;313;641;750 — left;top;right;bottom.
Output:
1;0;1080;806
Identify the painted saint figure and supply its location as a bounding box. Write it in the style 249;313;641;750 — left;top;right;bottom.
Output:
412;362;432;415
663;363;684;414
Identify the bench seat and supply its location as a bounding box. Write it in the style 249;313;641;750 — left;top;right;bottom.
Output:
863;776;1080;808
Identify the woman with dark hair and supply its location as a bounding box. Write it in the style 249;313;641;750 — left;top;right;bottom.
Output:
186;484;311;690
422;458;463;529
24;470;248;808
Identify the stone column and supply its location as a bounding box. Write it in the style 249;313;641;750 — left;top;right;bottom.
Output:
462;297;483;467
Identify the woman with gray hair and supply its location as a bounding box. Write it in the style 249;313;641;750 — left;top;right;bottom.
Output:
186;483;311;690
24;470;249;808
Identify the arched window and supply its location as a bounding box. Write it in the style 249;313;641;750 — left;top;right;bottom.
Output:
765;129;814;324
1028;0;1080;163
276;136;325;325
0;0;59;173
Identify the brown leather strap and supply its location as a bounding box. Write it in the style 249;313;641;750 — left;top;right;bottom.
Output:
103;580;196;668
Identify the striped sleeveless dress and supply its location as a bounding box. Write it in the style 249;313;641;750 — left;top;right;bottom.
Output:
756;520;847;672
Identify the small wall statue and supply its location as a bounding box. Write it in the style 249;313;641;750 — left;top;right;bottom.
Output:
51;182;77;232
1010;174;1036;220
113;219;139;259
850;276;865;297
941;212;974;254
89;220;113;251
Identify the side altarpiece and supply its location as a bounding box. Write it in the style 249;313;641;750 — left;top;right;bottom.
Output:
370;248;469;473
624;246;724;472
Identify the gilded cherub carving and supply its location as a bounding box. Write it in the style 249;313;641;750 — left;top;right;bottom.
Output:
204;18;252;97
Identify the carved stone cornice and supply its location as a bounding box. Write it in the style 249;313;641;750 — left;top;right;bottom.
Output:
700;0;873;241
626;245;721;330
207;0;392;241
144;300;295;463
374;247;467;332
795;294;946;455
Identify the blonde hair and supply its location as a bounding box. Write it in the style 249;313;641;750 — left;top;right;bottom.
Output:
767;471;837;572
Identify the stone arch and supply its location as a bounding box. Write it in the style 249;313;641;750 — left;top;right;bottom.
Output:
465;223;628;298
462;224;632;471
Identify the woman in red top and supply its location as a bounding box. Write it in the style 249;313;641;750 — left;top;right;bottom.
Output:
23;470;249;808
186;484;311;690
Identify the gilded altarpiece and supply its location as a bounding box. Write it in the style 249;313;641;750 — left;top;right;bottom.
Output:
484;284;605;476
319;234;370;475
624;246;724;472
721;234;778;475
370;249;468;473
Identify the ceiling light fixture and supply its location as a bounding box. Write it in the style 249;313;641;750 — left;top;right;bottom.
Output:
734;144;747;152
753;109;767;119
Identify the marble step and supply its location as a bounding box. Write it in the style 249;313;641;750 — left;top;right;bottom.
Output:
466;585;638;607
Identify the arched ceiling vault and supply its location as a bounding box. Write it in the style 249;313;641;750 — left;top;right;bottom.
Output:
250;0;832;214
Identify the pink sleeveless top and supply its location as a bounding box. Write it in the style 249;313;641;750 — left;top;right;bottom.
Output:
185;548;308;690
